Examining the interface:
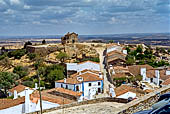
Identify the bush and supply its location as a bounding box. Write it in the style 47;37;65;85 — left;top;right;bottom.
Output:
8;49;26;59
22;81;34;88
28;53;36;60
13;66;29;78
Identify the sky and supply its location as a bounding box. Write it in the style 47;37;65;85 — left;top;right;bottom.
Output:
0;0;170;36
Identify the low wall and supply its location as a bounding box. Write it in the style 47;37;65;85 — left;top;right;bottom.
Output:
116;85;170;114
28;97;128;114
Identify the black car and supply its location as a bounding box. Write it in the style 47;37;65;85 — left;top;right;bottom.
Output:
158;93;170;102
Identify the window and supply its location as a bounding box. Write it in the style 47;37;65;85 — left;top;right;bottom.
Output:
66;85;68;89
98;82;101;86
61;84;63;88
98;88;101;93
76;86;79;91
88;83;92;87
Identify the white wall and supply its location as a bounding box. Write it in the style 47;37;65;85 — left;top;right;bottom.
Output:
83;81;103;99
0;104;24;114
117;92;136;99
141;68;146;81
107;46;122;53
77;61;100;72
18;89;34;97
166;70;170;75
55;83;75;91
67;63;77;71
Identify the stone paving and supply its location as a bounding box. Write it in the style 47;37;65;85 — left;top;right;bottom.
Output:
45;102;125;114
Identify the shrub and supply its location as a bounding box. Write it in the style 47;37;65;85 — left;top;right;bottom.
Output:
28;53;36;60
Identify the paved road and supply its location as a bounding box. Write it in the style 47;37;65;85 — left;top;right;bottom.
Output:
96;47;114;96
45;102;125;114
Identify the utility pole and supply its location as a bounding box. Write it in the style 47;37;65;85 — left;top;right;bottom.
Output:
38;71;43;114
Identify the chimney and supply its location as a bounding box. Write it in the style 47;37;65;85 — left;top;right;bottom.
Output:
25;87;30;113
13;90;18;99
79;71;82;75
99;72;103;78
35;83;38;90
141;68;146;81
123;50;127;55
155;70;160;86
64;78;66;83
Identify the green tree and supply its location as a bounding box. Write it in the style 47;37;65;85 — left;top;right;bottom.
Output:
0;72;19;95
42;40;46;44
13;66;29;78
136;45;143;53
0;57;12;71
8;49;26;59
24;41;32;49
125;46;131;54
168;49;170;53
126;55;135;65
109;40;114;43
28;53;37;60
56;52;68;63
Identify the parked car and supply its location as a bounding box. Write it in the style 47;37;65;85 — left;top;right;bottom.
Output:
133;94;170;114
158;93;170;102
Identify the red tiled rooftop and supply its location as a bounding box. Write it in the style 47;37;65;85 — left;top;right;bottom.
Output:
57;72;103;84
9;85;27;93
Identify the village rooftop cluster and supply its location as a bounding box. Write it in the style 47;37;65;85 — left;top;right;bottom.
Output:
0;32;170;114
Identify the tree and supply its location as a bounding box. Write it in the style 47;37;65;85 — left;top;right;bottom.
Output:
28;53;37;60
13;66;29;78
109;40;114;43
8;49;26;59
168;49;170;53
24;41;32;49
0;57;12;71
0;72;19;95
42;40;46;44
1;46;7;54
136;45;143;53
56;52;68;63
126;55;135;65
125;46;131;54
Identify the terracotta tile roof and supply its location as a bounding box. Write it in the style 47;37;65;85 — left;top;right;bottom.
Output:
111;72;133;79
144;89;154;93
54;88;82;96
161;78;170;85
114;85;144;97
78;60;99;65
0;97;25;110
160;70;170;80
57;72;103;84
107;50;126;57
31;90;75;105
9;85;27;93
146;69;155;78
70;69;100;78
107;57;126;63
128;65;153;76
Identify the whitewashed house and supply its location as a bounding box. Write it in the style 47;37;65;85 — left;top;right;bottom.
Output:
141;68;160;86
0;88;60;114
55;70;103;100
66;61;100;76
109;85;137;100
8;85;35;99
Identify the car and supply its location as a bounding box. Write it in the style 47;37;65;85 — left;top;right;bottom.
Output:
151;103;170;114
133;97;170;114
158;93;170;102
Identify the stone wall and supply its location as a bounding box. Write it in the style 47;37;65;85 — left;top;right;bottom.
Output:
28;97;128;114
116;85;170;114
26;45;59;56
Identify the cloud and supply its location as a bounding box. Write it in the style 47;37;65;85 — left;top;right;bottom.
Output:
0;0;169;35
10;0;20;5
